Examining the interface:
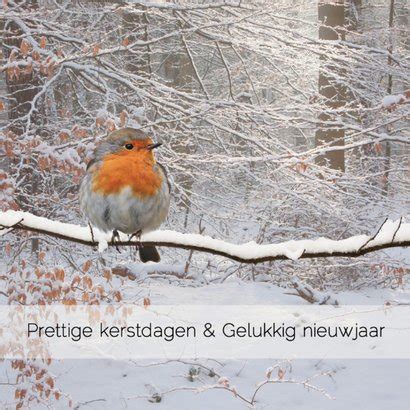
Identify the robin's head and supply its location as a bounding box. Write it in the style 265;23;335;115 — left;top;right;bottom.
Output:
94;128;162;162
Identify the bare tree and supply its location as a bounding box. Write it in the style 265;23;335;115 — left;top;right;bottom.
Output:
315;0;346;172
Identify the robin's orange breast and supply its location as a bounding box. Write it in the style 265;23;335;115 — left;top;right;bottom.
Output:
92;151;163;198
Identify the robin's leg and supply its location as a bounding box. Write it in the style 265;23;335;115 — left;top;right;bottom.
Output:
111;229;121;253
88;223;95;244
129;230;142;250
88;223;98;251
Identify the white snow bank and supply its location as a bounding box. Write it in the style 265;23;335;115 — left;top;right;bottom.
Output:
127;262;186;279
0;211;408;261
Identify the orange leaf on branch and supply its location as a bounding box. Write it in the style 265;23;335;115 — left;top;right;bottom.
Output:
83;275;93;289
119;110;128;127
20;39;31;56
82;260;92;273
92;44;101;56
105;119;116;132
32;50;41;61
58;131;70;142
72;126;88;138
374;142;383;154
39;36;47;49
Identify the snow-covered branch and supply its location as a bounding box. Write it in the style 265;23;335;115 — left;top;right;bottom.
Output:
0;211;408;264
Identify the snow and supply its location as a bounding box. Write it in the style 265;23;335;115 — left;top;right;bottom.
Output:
95;109;108;121
128;262;186;279
97;237;108;253
1;211;408;261
381;93;406;108
45;359;409;409
1;281;409;409
2;1;409;408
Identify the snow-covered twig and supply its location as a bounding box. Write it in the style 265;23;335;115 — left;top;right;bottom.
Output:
127;362;333;406
0;211;409;264
287;279;339;305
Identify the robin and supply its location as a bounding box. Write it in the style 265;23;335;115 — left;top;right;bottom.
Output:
79;128;170;262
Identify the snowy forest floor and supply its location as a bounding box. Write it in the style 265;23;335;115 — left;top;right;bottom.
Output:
1;279;409;409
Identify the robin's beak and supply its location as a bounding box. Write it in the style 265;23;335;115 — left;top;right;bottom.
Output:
146;142;162;151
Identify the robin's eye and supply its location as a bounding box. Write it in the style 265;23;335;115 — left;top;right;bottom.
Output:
124;143;134;150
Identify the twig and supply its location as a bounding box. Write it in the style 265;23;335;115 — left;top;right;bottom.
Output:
391;217;403;243
74;398;106;410
216;41;235;101
88;222;96;245
184;218;205;275
359;217;388;251
0;218;24;235
287;280;339;305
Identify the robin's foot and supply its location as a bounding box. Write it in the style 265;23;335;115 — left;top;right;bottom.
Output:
111;229;121;253
129;230;142;250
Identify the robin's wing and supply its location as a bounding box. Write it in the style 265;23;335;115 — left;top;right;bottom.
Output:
157;162;171;192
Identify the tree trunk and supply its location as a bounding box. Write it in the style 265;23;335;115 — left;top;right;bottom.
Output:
3;2;43;254
315;0;346;172
162;28;197;229
384;0;395;195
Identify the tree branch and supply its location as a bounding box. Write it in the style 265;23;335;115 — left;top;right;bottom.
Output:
286;279;339;305
0;211;408;264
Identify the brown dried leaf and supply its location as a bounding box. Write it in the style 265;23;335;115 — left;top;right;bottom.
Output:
20;39;30;56
105;119;116;132
6;67;14;81
114;291;122;302
83;260;92;273
40;36;47;49
13;66;21;81
32;50;41;61
73;127;88;138
58;131;70;142
71;275;81;288
9;49;17;62
103;270;112;282
119;110;128;127
95;116;105;127
374;142;383;154
46;377;54;388
83;275;93;289
92;44;101;57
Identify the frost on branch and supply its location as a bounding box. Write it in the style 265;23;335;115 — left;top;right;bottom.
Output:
0;211;408;264
381;91;409;110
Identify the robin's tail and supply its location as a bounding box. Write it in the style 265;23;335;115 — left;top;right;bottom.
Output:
139;245;160;263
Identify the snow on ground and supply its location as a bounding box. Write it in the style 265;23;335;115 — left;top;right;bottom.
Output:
20;357;406;410
120;279;410;306
1;280;409;409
